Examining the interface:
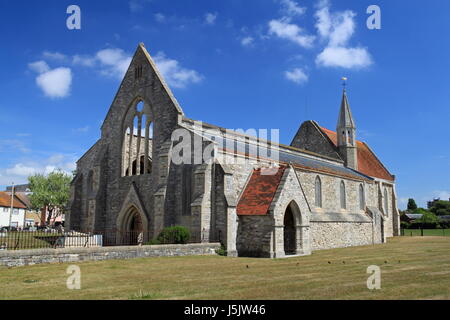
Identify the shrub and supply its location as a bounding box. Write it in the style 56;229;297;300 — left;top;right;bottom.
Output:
157;226;190;244
216;244;227;256
145;239;161;245
400;221;410;229
418;211;440;229
439;220;450;229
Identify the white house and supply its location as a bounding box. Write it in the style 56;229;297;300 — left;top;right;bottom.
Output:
0;192;26;228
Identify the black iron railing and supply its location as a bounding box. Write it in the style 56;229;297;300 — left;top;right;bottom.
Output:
0;229;220;251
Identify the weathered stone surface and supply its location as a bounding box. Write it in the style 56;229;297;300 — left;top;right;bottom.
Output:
0;243;221;268
67;43;400;260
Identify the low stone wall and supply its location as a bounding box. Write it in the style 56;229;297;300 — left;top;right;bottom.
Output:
0;243;221;268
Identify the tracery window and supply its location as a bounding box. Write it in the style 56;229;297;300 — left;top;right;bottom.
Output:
122;100;153;177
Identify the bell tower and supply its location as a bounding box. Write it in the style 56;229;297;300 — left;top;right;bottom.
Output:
336;78;358;170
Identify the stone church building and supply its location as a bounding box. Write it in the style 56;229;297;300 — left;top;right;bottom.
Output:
67;43;400;258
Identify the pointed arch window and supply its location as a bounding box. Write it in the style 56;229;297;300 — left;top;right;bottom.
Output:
384;188;389;216
359;184;365;210
122;99;153;177
315;176;322;208
87;170;94;193
340;181;346;210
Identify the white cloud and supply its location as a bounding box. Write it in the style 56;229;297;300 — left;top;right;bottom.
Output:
153;52;203;88
29;61;72;99
129;0;151;13
285;68;308;84
5;164;37;177
72;49;131;79
432;191;450;201
43;51;67;61
0;139;30;153
50;48;202;88
241;36;254;47
0;154;77;186
269;18;315;48
96;48;132;79
316;46;372;69
315;1;355;47
16;133;31;138
315;0;332;39
28;61;49;73
72;126;89;133
35;67;72;98
205;12;217;25
72;55;96;67
280;0;306;17
314;0;373;69
154;13;165;23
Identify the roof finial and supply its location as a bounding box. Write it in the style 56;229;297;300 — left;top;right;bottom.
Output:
341;77;348;91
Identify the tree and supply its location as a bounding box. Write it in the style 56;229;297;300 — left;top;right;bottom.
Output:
407;198;418;211
429;200;450;216
411;211;440;229
28;170;73;226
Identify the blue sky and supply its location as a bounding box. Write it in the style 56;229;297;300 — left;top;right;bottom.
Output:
0;0;449;209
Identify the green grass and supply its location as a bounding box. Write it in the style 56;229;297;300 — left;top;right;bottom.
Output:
1;237;450;300
402;229;450;237
0;232;62;250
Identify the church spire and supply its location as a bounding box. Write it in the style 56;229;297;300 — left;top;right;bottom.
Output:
336;78;358;170
337;86;355;130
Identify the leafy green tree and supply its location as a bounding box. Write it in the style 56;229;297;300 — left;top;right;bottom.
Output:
28;170;73;226
411;211;440;229
414;207;430;214
407;198;418;211
418;211;439;223
429;200;450;216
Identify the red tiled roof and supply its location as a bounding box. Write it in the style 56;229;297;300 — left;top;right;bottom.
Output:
0;192;27;209
237;166;287;216
320;127;395;181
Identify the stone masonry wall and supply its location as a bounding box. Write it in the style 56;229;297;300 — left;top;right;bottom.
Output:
310;221;373;250
237;215;273;257
0;243;221;268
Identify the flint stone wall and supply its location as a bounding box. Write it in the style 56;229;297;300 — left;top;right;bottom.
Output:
0;243;221;268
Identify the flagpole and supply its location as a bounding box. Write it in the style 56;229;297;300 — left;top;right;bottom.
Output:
9;182;14;228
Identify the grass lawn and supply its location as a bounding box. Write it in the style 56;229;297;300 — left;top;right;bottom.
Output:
402;229;450;237
1;237;450;300
0;232;60;250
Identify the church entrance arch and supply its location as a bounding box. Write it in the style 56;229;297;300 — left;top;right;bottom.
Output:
120;206;144;245
283;204;296;255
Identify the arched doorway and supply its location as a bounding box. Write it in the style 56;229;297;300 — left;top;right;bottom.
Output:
284;205;296;255
121;207;144;245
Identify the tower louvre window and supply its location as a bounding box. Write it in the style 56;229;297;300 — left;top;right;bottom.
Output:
134;65;143;79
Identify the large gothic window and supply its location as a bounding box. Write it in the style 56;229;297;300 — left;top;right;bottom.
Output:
340;181;346;210
122;99;153;177
359;184;365;210
315;176;322;208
